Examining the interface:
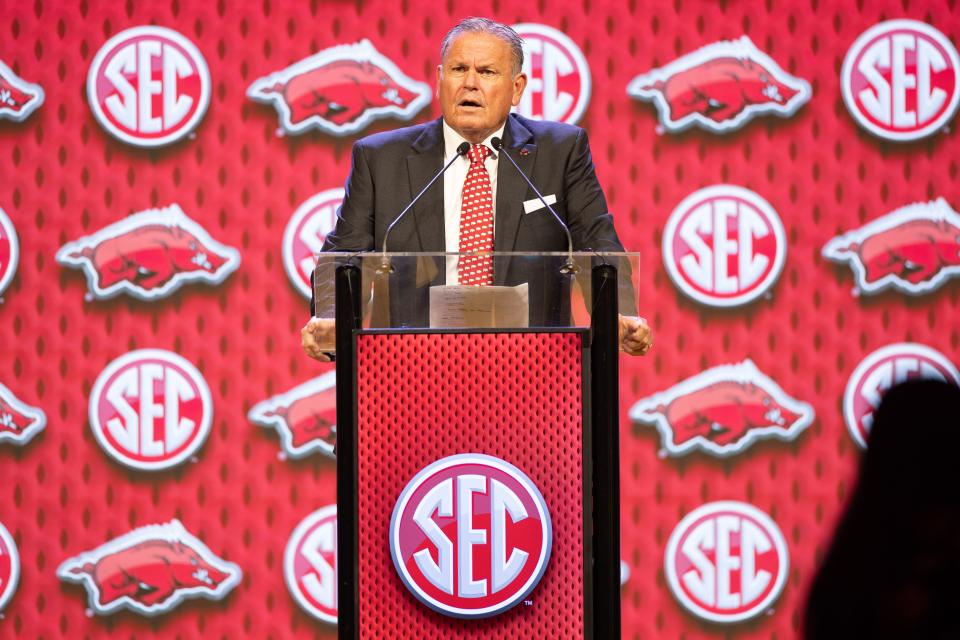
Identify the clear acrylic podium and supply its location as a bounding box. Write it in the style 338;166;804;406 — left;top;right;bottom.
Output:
312;252;638;640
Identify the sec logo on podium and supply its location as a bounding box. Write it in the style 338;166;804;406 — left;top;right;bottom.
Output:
389;453;552;619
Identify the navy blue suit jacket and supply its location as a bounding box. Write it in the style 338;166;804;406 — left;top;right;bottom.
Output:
316;113;629;324
322;113;625;258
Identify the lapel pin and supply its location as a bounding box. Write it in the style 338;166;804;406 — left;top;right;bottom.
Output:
519;148;530;156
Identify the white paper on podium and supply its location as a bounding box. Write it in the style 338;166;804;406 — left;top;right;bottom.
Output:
429;283;529;328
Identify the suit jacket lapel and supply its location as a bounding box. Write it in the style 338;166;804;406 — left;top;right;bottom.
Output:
494;114;535;284
407;119;445;252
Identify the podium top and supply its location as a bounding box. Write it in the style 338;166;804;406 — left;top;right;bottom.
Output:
312;251;640;331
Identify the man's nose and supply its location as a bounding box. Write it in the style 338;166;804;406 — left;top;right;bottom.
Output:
463;68;479;88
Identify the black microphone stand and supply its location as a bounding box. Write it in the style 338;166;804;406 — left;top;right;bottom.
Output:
491;136;579;275
378;141;471;274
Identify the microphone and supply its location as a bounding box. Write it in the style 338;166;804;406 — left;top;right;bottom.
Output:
379;141;471;272
491;137;578;274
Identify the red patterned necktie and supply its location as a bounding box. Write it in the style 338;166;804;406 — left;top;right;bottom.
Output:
458;143;494;285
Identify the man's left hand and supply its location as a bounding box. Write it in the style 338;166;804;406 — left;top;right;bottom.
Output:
619;315;653;356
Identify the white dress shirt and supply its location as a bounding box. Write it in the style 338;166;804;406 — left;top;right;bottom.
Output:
442;119;506;284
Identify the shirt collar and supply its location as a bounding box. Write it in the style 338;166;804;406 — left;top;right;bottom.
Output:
442;119;506;160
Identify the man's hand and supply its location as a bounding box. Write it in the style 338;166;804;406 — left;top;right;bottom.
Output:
301;317;336;362
619;315;653;356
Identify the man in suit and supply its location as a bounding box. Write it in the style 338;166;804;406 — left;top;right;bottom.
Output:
301;17;652;360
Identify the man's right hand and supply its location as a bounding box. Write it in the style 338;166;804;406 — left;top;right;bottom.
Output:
301;317;336;362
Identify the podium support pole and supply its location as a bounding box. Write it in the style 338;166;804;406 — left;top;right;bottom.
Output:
335;263;361;640
590;263;621;639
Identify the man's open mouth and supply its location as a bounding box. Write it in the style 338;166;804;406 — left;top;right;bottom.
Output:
459;99;482;108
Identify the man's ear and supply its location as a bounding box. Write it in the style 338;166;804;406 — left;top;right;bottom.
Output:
435;64;443;99
511;73;528;107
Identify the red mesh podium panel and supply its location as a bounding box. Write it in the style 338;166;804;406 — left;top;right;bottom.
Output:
356;331;585;639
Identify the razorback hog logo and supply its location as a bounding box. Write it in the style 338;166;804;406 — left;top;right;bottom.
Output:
665;501;789;624
663;185;787;308
512;23;591;124
285;505;338;624
630;359;814;458
0;206;19;298
57;519;241;616
0;383;46;446
0;521;20;613
0;60;44;122
823;198;960;296
89;349;213;471
56;204;240;301
282;189;344;299
248;371;336;460
844;343;960;448
87;26;211;147
627;36;811;134
842;20;960;142
247;39;431;137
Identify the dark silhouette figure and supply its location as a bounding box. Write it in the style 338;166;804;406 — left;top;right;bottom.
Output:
805;379;960;639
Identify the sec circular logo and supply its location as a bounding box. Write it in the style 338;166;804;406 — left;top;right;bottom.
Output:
0;207;18;298
89;349;213;471
87;26;211;147
390;453;552;619
282;188;344;300
285;505;338;624
663;185;787;308
842;20;960;142
844;343;960;448
512;24;591;124
665;501;788;624
0;522;19;613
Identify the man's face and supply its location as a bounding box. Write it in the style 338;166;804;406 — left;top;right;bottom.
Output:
437;32;527;143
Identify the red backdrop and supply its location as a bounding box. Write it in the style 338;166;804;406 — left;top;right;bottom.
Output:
1;0;958;638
